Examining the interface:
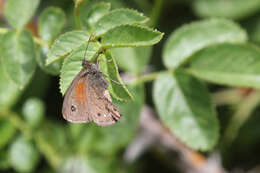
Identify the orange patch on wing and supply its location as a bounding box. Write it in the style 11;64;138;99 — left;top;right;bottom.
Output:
74;78;87;103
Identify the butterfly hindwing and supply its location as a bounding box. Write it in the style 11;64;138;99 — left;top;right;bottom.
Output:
86;75;121;126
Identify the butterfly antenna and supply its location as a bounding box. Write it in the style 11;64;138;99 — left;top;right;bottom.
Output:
83;34;94;61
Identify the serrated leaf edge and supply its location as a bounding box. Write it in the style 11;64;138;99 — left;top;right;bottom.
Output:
104;51;133;101
94;8;149;37
46;30;90;65
102;24;164;48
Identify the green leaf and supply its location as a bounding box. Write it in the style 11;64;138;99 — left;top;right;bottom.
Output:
0;151;10;170
153;70;219;151
163;19;248;69
61;157;89;173
111;46;152;74
47;31;90;65
2;30;36;89
0;62;21;109
0;119;16;149
60;42;101;95
99;51;132;101
193;0;260;20
22;98;45;128
36;47;62;75
39;7;66;42
93;8;148;36
188;43;260;89
5;0;40;28
37;121;67;153
85;2;111;31
102;25;163;48
8;136;39;173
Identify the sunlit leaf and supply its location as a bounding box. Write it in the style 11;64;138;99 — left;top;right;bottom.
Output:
1;30;36;89
39;7;66;42
102;25;163;48
5;0;40;28
163;19;247;69
93;8;148;36
193;0;260;20
188;43;260;89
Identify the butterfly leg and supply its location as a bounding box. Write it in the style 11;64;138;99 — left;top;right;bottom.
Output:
102;73;122;85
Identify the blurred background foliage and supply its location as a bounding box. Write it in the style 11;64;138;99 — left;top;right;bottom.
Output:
0;0;260;173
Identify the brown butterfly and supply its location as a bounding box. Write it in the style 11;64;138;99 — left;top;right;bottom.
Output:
62;58;122;126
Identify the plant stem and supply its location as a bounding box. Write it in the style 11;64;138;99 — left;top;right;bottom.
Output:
222;90;260;147
0;27;8;34
149;0;164;27
211;88;244;106
0;109;62;169
34;37;49;47
0;27;49;47
74;4;82;30
131;70;168;85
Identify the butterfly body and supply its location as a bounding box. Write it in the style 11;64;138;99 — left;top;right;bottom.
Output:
62;59;121;126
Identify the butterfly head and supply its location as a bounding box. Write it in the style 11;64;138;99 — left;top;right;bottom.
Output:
82;59;93;68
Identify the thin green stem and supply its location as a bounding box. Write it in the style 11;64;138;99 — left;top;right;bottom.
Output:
222;90;260;147
33;37;49;47
211;88;244;106
74;3;83;30
0;27;8;34
0;109;62;169
149;0;164;27
131;70;168;85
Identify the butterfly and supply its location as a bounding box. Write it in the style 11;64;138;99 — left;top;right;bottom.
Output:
62;49;121;126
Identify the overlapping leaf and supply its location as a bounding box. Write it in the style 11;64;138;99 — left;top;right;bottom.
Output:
39;7;66;42
36;47;63;75
85;2;111;31
37;7;66;75
60;42;101;95
93;8;148;36
99;51;132;101
47;31;90;65
153;70;219;151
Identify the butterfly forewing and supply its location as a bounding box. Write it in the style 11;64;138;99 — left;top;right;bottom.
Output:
62;70;92;123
